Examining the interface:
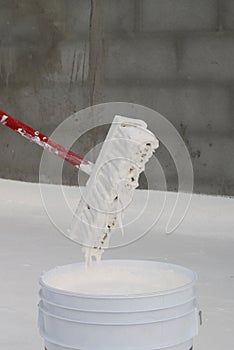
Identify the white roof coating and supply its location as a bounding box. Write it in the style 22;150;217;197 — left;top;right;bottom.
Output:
0;178;233;350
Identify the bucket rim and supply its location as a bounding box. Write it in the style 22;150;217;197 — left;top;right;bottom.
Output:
39;259;197;300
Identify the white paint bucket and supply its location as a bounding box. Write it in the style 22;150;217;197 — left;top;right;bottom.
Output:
38;260;198;350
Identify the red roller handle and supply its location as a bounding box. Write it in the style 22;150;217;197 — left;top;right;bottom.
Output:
0;110;93;175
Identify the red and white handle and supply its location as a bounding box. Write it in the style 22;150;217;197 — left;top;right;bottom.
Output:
0;110;93;175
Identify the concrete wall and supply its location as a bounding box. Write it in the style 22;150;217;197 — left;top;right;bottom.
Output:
0;0;233;195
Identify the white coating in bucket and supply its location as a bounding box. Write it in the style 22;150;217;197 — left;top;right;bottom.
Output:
38;260;198;350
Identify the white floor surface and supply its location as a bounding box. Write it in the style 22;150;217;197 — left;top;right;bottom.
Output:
0;178;233;350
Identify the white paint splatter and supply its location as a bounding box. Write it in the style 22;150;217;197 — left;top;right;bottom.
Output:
17;128;25;136
0;115;8;125
79;162;94;175
32;136;41;143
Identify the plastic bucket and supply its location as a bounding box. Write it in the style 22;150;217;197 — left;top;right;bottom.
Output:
38;260;198;350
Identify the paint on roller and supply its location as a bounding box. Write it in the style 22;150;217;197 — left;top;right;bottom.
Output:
69;116;159;264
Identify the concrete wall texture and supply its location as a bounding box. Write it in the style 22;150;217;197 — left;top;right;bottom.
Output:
0;0;233;195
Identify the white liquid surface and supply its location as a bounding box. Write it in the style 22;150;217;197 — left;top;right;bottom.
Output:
42;262;191;296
